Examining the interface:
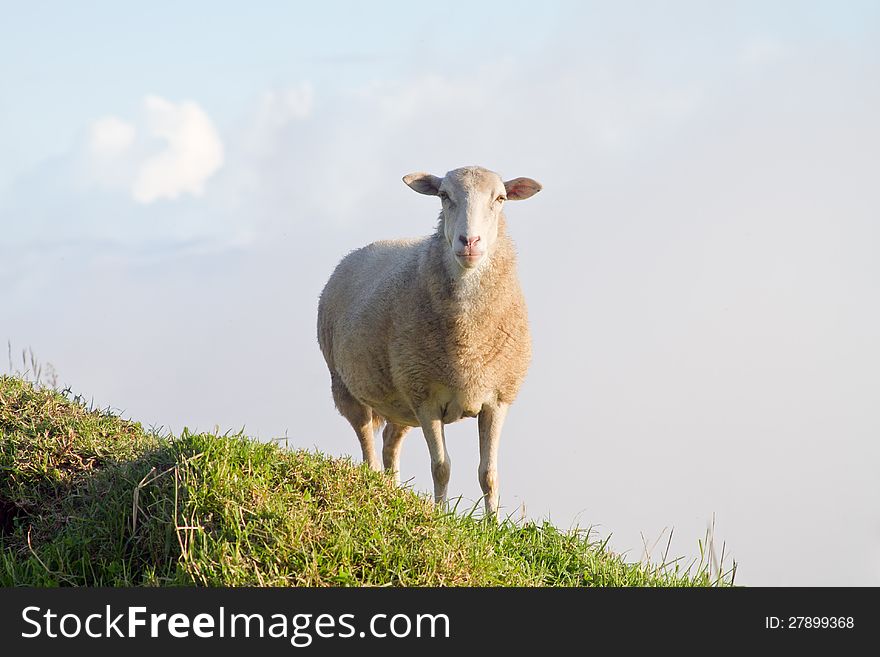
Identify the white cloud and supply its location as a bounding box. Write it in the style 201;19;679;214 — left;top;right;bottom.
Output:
79;96;224;204
132;96;225;203
88;116;135;157
237;83;314;161
81;116;137;188
260;84;314;124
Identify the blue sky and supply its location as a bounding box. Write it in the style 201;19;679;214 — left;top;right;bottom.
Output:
2;1;879;585
0;0;558;181
4;0;876;187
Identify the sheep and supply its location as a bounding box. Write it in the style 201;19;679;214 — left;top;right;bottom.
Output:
317;165;541;514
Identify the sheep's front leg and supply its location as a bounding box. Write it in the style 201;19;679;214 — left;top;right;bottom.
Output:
417;412;451;506
478;402;508;516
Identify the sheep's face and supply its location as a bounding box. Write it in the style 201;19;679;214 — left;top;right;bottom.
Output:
403;166;541;271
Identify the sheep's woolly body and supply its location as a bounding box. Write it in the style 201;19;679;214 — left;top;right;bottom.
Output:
318;216;531;428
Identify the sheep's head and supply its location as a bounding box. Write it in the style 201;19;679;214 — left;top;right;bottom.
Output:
403;166;541;271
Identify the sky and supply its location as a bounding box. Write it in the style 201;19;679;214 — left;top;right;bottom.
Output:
2;1;879;585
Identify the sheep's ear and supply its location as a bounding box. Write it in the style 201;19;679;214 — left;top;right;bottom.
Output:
403;172;442;196
503;177;542;201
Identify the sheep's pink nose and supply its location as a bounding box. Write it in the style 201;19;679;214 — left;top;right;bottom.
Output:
459;235;481;248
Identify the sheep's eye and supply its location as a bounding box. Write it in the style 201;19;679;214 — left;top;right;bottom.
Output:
495;195;506;203
438;191;449;201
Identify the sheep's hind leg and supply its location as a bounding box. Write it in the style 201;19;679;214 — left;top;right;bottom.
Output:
416;411;450;506
330;372;381;471
382;423;410;486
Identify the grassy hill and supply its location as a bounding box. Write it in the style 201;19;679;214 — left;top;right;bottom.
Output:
0;375;733;586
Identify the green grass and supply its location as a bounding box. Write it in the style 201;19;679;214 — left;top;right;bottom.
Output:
0;375;735;586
